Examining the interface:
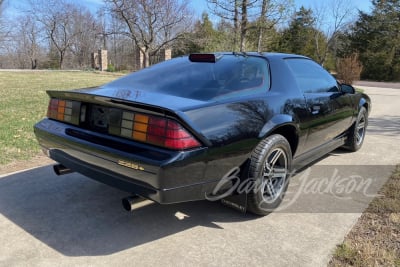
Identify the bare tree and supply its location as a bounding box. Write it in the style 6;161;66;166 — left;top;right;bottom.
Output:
29;0;73;69
312;0;355;65
14;15;41;69
208;0;258;51
69;8;102;68
208;0;291;52
0;0;10;49
0;0;3;37
207;0;241;50
105;0;193;68
29;0;100;69
256;0;293;52
240;0;249;51
107;13;137;70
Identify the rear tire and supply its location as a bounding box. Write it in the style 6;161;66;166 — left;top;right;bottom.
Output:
247;134;292;216
344;106;368;152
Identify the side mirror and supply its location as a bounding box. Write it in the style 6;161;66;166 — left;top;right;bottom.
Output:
341;84;355;94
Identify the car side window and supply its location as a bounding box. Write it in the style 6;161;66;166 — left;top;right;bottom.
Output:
285;58;339;94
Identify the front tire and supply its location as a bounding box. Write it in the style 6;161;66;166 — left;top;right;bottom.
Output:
247;134;292;216
345;106;368;152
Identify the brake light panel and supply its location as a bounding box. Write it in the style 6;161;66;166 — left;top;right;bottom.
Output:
47;97;200;150
47;98;80;125
189;53;222;63
121;111;201;150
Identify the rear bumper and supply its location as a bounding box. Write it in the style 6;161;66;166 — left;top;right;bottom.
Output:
34;119;219;204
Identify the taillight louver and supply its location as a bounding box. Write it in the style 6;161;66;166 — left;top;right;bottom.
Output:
121;111;201;150
47;98;79;125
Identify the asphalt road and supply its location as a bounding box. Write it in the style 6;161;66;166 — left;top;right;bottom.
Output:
0;85;399;266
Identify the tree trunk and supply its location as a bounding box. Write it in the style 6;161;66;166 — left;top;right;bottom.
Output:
257;0;268;52
240;0;248;52
143;50;150;68
31;59;37;69
257;28;264;53
233;0;239;51
59;51;64;69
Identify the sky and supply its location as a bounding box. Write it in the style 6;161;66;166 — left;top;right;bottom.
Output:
4;0;373;20
295;0;372;11
193;0;372;16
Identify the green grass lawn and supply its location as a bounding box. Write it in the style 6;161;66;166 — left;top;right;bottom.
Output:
0;71;124;165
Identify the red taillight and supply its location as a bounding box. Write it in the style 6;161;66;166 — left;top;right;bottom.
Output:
165;137;201;150
121;111;201;150
148;117;166;136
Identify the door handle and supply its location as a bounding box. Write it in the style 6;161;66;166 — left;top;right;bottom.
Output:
311;105;321;115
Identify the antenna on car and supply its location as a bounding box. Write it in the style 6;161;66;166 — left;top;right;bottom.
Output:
232;51;248;57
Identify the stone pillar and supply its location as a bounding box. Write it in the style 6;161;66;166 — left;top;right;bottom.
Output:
98;49;108;71
160;48;172;61
91;52;99;69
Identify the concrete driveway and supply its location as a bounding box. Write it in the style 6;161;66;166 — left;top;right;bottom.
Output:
0;85;399;266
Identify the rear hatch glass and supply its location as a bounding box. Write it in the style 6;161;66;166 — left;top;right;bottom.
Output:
106;54;270;101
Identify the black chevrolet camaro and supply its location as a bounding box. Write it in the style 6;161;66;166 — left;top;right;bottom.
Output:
34;52;371;215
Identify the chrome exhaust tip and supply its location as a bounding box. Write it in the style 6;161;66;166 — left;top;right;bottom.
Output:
53;164;74;176
122;195;141;211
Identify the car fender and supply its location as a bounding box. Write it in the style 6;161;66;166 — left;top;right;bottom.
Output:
359;93;372;114
258;114;299;139
256;114;300;156
348;94;371;127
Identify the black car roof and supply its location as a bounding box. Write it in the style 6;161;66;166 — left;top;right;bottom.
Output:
261;52;310;59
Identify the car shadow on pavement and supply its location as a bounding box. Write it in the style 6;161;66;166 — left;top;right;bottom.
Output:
0;165;256;256
367;115;400;137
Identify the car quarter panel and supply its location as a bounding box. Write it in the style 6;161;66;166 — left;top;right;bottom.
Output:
184;101;306;179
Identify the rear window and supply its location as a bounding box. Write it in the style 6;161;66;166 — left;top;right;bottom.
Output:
107;55;270;101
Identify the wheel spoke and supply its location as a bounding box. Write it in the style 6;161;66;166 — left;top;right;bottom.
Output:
357;121;365;130
356;119;365;143
265;179;277;199
269;149;283;167
263;149;283;177
264;161;272;176
356;132;361;142
272;167;287;179
260;147;288;201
